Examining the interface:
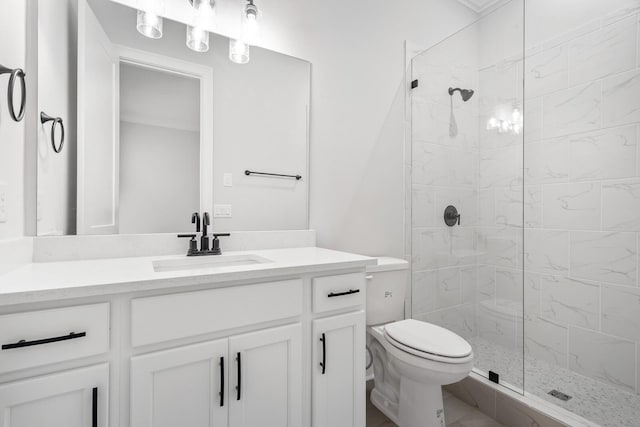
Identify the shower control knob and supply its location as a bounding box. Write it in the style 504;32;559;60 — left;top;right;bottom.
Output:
444;205;460;227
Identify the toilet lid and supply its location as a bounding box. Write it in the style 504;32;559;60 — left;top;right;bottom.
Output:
384;319;472;359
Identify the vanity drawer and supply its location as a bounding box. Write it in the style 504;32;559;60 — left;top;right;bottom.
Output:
131;279;303;347
0;303;110;373
313;273;365;313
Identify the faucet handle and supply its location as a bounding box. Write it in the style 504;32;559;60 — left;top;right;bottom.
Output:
210;233;230;255
178;234;198;256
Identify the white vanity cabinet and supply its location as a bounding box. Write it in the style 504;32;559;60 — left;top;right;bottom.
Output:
0;363;109;427
0;257;370;427
131;323;302;427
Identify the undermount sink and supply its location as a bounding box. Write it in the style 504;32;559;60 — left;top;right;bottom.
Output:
152;254;273;273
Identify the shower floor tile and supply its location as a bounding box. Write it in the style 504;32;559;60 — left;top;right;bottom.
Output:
469;337;640;427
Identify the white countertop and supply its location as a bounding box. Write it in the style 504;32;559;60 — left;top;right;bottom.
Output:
0;247;376;306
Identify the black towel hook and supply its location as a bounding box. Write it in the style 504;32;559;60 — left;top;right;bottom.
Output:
40;112;65;154
0;64;26;122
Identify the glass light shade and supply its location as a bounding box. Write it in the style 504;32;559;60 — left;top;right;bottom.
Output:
136;10;163;39
191;0;215;12
229;39;250;64
187;26;210;52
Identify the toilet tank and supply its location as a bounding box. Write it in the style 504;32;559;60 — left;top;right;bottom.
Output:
366;257;409;326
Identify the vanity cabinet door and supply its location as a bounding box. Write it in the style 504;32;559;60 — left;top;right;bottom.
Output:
0;363;109;427
312;311;366;427
228;323;302;427
131;339;228;427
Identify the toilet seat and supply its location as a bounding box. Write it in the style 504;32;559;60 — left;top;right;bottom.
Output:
383;319;473;364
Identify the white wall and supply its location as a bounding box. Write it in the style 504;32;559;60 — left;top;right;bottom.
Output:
0;0;27;239
36;0;78;236
119;122;200;233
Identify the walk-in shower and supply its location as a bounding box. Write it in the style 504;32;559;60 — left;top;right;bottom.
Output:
409;1;640;426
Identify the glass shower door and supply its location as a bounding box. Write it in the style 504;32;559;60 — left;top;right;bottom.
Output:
409;0;525;392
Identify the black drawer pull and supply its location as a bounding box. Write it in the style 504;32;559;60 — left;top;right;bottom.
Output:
219;356;225;407
92;387;98;427
236;352;242;401
1;331;86;350
327;289;360;298
319;333;326;375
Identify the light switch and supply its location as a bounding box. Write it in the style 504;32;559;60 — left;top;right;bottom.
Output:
223;173;233;187
0;183;8;223
214;204;232;218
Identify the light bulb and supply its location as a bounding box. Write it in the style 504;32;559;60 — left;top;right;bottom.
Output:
487;117;498;130
512;108;521;123
243;1;259;44
137;10;163;39
191;0;215;13
229;39;250;64
187;26;210;52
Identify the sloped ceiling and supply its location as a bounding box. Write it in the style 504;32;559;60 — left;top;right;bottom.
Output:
456;0;503;14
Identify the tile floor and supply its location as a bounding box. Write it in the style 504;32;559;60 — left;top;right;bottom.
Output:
470;336;640;427
366;380;505;427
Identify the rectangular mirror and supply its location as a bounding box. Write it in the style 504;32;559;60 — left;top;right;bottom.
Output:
35;0;310;236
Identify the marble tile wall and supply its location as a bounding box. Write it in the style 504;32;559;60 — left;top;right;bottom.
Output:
519;10;640;395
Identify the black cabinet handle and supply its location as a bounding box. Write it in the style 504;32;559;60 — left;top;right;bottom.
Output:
327;289;360;298
1;331;86;350
236;352;241;401
92;387;98;427
219;356;225;407
319;333;326;375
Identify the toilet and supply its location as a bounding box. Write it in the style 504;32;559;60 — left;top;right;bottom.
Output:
366;257;474;427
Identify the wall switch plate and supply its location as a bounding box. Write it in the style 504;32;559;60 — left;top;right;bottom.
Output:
223;173;233;187
213;204;232;218
0;183;8;223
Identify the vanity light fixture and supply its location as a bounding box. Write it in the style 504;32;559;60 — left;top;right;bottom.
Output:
486;106;523;135
187;0;215;52
136;9;163;39
243;0;259;44
229;0;259;64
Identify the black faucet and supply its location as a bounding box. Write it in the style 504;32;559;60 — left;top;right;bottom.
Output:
201;212;211;252
178;212;230;256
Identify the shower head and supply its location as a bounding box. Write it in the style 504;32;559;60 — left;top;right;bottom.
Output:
448;87;475;102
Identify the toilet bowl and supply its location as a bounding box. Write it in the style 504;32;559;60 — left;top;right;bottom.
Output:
366;258;474;427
